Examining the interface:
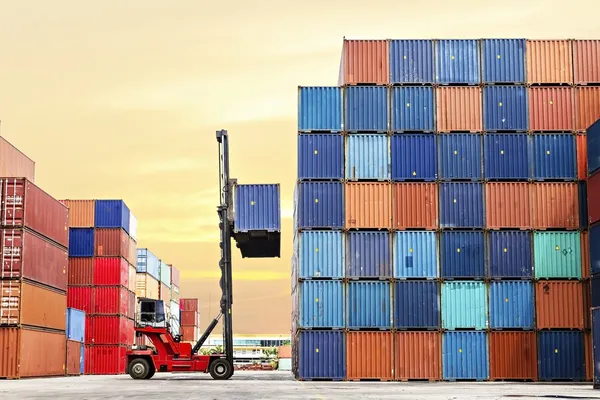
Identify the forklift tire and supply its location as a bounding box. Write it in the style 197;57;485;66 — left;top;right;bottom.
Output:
209;359;233;380
128;358;152;380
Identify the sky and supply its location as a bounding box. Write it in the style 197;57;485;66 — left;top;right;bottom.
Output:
0;0;597;335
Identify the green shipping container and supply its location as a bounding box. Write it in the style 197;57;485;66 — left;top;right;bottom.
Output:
533;232;582;279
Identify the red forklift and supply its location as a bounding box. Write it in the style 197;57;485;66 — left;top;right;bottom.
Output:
125;129;280;380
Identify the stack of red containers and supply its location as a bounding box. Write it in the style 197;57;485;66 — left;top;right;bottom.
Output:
180;298;200;343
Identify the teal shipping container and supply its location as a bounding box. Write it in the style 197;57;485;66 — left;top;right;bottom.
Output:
442;281;488;330
533;232;582;279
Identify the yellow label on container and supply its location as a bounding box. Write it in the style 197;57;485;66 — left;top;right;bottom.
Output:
547;150;551;155
315;298;319;302
409;248;413;253
315;198;319;203
451;55;455;60
315;248;319;253
556;245;560;251
406;103;410;107
499;102;503;107
454;150;458;155
500;150;504;155
453;199;457;203
412;171;417;176
497;55;501;59
314;150;318;155
505;298;509;303
457;248;461;253
504;248;508;253
250;201;255;206
458;348;462;353
316;348;319;353
555;349;559;353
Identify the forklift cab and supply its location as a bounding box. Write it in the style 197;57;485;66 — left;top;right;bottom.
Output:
136;298;182;342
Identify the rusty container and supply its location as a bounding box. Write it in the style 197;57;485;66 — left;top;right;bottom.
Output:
345;182;391;229
95;228;129;258
577;135;588;180
0;280;66;330
530;183;579;229
535;281;584;329
0;137;35;182
392;183;438;230
61;200;95;228
573;40;600;85
526;40;573;84
68;258;94;286
489;331;537;381
436;86;483;132
346;331;393;381
338;39;389;85
485;182;531;229
576;87;600;132
528;87;574;132
394;331;441;381
66;339;82;376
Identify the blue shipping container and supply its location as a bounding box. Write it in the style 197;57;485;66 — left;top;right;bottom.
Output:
438;134;483;180
298;86;343;132
439;183;484;228
344;86;388;132
66;308;86;342
484;134;530;180
489;281;534;329
297;331;346;380
347;281;390;329
94;200;130;233
298;231;344;279
389;39;435;84
299;280;344;328
592;308;600;386
234;184;281;232
588;119;600;176
482;86;528;131
394;281;439;329
592;224;600;275
297;134;344;180
591;276;600;307
440;231;485;279
435;40;481;85
442;281;488;330
68;228;94;257
488;231;532;278
136;248;161;281
538;331;585;381
297;182;344;229
531;134;576;180
443;332;489;380
391;87;435;131
346;232;391;278
579;182;588;230
481;39;526;84
79;343;85;374
345;134;390;180
394;231;438;278
391;134;437;181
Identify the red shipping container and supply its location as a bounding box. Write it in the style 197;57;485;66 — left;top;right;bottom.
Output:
0;178;68;248
576;87;600;132
526;40;573;84
92;286;130;317
392;183;438;230
347;331;393;381
95;228;129;258
89;315;134;345
181;326;198;342
85;345;127;375
338;39;389;85
394;332;441;381
85;315;93;344
489;332;537;381
436;87;483;132
536;281;584;329
588;173;600;225
1;228;67;291
127;236;136;266
170;264;180;287
530;183;579;229
577;135;588;180
485;183;532;229
67;286;93;314
0;137;35;183
127;289;135;320
66;339;82;376
528;87;574;132
180;298;199;312
573;40;600;85
93;257;129;287
68;258;94;286
180;311;200;326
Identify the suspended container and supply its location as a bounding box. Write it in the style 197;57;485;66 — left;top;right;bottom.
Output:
346;332;393;381
489;331;537;381
344;182;391;229
488;231;533;279
394;332;442;381
533;232;582;279
297;86;343;132
346;231;391;278
345;134;390;180
439;182;485;229
298;280;344;328
338;39;389;86
442;331;489;381
489;281;534;329
390;86;435;132
573;40;600;85
391;183;438;230
482;86;528;131
526;40;573;85
391;134;437;181
297;134;344;180
394;281;440;329
234;184;281;231
435;39;480;85
438;134;483;180
481;39;526;84
440;231;485;279
530;183;579;229
484;134;530;180
347;281;391;329
535;281;584;329
296;182;344;229
441;281;488;330
344;86;388;132
531;134;576;180
528;87;575;132
389;39;435;85
436;87;483;132
575;87;600;132
393;231;438;279
295;330;345;380
485;182;532;229
297;231;344;279
537;331;585;381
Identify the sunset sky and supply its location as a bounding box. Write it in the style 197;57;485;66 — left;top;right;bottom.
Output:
0;0;597;334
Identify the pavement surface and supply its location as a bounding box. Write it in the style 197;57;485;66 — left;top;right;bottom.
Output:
1;371;600;400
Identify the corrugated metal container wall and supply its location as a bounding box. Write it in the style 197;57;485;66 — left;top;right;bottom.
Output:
159;261;171;288
170;265;180;288
67;287;93;315
129;212;138;242
526;40;573;84
394;332;442;381
489;281;534;329
588;119;600;176
296;331;345;380
94;200;130;234
484;134;530;180
69;228;94;257
66;340;82;375
127;236;136;266
66;307;86;342
390;87;435;131
297;134;344;180
481;39;526;84
394;231;438;278
234;184;280;232
90;315;133;345
339;39;389;85
136;248;160;280
589;173;600;225
538;331;585;381
179;298;199;312
392;183;438;230
577;134;588;180
535;281;584;329
297;87;343;132
347;281;390;329
482;86;528;131
93;286;129;317
345;134;390;180
441;281;488;329
95;228;128;258
489;332;537;381
68;257;94;285
581;231;590;280
533;232;582;279
439;183;484;229
298;231;344;279
528;87;574;131
391;134;437;181
442;332;489;380
579;181;588;230
573;40;600;85
0;281;66;330
435;39;480;84
0;137;35;182
297;182;344;229
530;183;579;229
485;182;532;229
593;308;600;385
436;87;483;132
394;281;440;329
531;134;576;180
298;280;344;328
86;345;127;375
346;332;393;380
488;231;532;278
346;232;391;278
440;231;485;279
94;257;129;286
389;39;435;84
344;86;388;132
180;311;200;326
438;134;482;180
345;182;391;229
585;331;593;381
62;200;95;227
576;87;600;131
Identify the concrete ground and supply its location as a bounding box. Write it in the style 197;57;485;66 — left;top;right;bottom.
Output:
1;371;600;400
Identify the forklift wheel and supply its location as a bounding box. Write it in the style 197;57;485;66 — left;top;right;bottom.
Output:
128;358;152;380
209;359;233;380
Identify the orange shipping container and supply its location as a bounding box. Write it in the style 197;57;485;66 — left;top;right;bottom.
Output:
136;273;160;299
528;87;574;132
394;331;441;381
582;231;590;279
489;332;537;381
577;135;588;180
68;257;94;286
347;331;393;381
526;40;573;85
530;183;579;229
345;182;391;229
66;339;82;376
573;40;600;85
436;87;482;132
95;228;129;259
576;87;600;131
485;183;531;229
338;39;389;85
392;183;438;230
583;280;591;329
535;281;584;329
61;200;95;228
0;136;35;182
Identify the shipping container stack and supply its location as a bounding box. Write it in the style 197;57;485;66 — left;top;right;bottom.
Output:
64;199;138;375
180;298;200;343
